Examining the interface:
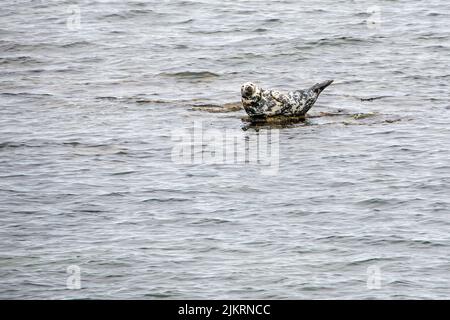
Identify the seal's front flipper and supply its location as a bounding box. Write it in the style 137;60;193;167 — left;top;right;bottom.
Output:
310;80;334;95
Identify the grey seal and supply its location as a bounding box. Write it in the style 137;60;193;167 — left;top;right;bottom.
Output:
241;80;333;118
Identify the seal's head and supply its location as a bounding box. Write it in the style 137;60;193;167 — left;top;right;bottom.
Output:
241;82;260;100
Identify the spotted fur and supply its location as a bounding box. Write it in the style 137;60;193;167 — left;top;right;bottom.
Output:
241;80;333;118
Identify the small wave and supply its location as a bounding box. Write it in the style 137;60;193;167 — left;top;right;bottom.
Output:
174;44;189;50
100;192;130;197
129;9;155;15
1;92;52;97
190;218;232;225
101;9;158;20
427;12;448;17
415;34;449;40
76;209;105;213
360;96;392;102
187;28;244;35
101;13;127;19
264;18;281;23
144;293;174;298
368;238;446;248
0;56;43;65
95;96;120;101
111;171;135;176
308;36;370;47
356;197;395;206
0;41;41;52
62;141;82;147
134;98;171;104
0;141;44;150
0;173;27;179
60;41;93;48
95;96;164;104
347;257;394;266
95;95;199;106
142;198;190;203
354;11;370;17
159;71;220;80
178;18;194;24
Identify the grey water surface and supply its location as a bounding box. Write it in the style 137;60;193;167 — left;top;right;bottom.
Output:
1;0;450;299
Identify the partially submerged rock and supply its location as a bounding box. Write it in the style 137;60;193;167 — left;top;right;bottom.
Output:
242;109;350;125
351;112;378;120
241;114;307;125
189;101;400;129
190;102;242;113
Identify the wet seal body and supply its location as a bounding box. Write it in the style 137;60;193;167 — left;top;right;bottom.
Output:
241;80;334;119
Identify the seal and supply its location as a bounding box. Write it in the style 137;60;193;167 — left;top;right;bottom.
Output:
241;80;334;119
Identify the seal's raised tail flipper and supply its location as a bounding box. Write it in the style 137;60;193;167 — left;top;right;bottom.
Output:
297;80;334;116
310;80;334;95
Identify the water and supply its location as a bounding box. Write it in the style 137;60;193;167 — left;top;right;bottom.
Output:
1;0;450;299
